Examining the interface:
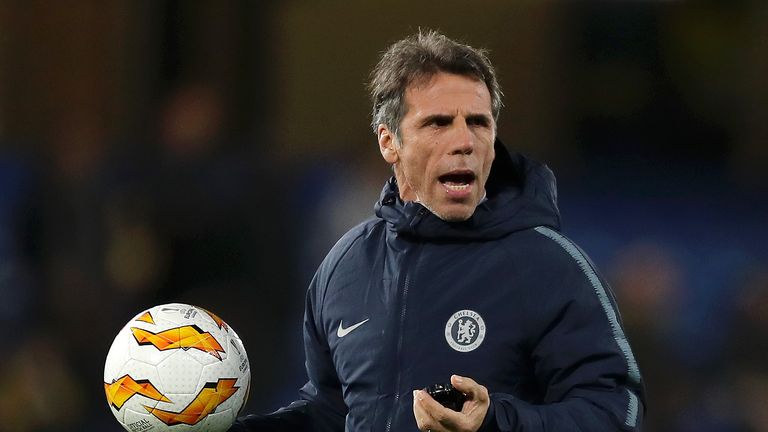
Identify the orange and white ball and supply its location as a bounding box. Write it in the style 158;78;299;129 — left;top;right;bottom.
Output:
104;303;250;432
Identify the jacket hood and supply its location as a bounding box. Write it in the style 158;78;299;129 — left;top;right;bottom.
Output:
374;139;561;240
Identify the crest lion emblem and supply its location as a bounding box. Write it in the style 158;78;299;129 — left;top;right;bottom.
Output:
445;310;486;352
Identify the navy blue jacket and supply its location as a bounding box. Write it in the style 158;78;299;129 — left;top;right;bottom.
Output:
233;141;645;431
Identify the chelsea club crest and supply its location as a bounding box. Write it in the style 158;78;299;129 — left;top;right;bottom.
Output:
445;310;486;352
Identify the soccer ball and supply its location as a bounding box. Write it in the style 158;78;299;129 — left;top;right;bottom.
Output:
104;303;250;432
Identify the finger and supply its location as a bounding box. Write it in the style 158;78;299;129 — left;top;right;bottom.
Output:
414;389;463;431
413;390;439;431
451;374;488;402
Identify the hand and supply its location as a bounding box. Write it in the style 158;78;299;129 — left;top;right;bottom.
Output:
413;374;490;432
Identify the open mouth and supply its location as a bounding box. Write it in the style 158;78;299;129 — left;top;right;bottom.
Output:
438;170;476;191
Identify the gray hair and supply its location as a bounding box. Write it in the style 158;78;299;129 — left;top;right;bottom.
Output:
368;29;503;139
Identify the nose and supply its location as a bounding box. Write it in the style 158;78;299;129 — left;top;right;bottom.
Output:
448;120;474;155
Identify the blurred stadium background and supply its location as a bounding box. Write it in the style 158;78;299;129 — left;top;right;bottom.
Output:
0;1;766;431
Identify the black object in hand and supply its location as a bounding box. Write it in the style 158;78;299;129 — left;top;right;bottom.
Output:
425;383;466;411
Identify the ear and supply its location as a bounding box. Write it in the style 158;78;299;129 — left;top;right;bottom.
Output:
377;124;399;165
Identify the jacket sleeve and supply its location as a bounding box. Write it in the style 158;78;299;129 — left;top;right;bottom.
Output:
229;273;347;432
480;229;645;431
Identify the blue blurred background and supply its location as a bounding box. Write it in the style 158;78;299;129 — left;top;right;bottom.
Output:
0;1;766;431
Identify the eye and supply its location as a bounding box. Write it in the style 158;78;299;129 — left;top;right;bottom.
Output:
429;116;452;127
467;116;490;127
421;115;453;129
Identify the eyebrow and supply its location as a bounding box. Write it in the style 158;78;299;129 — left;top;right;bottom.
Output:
466;113;492;125
418;113;492;127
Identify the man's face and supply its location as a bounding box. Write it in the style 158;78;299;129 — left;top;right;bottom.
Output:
378;72;496;222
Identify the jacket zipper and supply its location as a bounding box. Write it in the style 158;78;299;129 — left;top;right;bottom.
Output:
384;242;422;432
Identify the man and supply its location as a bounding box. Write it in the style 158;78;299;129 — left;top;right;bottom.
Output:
232;30;645;431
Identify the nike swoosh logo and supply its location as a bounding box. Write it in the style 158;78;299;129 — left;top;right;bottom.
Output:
337;318;370;338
